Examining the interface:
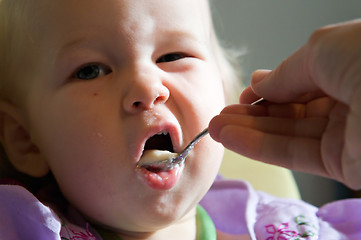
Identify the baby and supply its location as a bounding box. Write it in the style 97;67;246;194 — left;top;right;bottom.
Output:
0;0;360;239
0;0;240;239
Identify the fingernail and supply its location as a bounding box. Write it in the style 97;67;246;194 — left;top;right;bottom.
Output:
251;69;271;85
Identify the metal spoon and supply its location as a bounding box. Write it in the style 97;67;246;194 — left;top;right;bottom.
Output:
138;98;265;171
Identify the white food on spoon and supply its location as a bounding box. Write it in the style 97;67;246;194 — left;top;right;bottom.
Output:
139;150;178;165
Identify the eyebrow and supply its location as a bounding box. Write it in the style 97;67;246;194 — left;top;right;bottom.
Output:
158;29;209;50
163;28;206;41
58;37;95;55
55;35;107;68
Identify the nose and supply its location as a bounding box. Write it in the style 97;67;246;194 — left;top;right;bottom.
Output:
122;65;170;113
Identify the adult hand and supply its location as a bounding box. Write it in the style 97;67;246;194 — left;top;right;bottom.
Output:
209;19;361;189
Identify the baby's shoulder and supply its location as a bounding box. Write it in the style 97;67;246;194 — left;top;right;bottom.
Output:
0;184;103;239
0;184;62;239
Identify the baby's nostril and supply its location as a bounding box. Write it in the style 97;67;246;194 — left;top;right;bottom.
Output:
133;101;141;107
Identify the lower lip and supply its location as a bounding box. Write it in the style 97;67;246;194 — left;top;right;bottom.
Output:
136;164;184;190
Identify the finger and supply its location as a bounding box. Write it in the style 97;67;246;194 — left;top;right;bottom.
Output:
210;99;331;142
343;151;361;190
217;125;329;177
305;97;336;117
220;104;267;116
221;99;334;119
342;97;361;189
210;113;327;140
239;85;263;104
250;69;272;85
347;99;361;161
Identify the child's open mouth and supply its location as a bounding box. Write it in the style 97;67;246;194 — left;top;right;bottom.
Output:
136;130;184;190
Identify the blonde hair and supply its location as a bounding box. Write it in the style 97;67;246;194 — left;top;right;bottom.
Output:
209;0;244;104
211;32;243;104
0;0;35;107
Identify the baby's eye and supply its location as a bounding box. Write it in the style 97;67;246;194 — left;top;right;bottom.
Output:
74;64;111;80
156;53;187;63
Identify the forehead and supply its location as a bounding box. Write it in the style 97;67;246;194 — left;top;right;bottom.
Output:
28;0;212;45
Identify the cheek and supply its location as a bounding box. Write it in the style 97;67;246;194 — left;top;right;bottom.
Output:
30;98;127;193
180;68;225;191
37;118;108;188
197;137;224;175
36;118;135;221
189;71;226;123
39;116;122;175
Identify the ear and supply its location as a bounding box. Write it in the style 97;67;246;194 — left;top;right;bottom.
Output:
0;101;49;177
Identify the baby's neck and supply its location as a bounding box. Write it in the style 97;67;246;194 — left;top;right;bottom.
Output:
114;209;197;240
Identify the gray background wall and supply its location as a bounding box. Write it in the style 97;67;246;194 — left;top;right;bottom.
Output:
212;0;361;206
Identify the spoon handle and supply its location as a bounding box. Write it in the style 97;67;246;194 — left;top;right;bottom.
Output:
173;98;266;164
176;128;209;161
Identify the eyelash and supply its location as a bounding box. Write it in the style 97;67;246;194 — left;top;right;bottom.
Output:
73;63;112;80
156;52;188;63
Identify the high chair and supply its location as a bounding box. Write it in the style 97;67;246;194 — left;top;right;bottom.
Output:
219;149;300;199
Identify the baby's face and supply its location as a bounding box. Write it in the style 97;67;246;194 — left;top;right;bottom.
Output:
24;0;225;233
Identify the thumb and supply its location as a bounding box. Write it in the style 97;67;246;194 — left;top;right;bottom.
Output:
252;20;361;105
251;46;319;103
